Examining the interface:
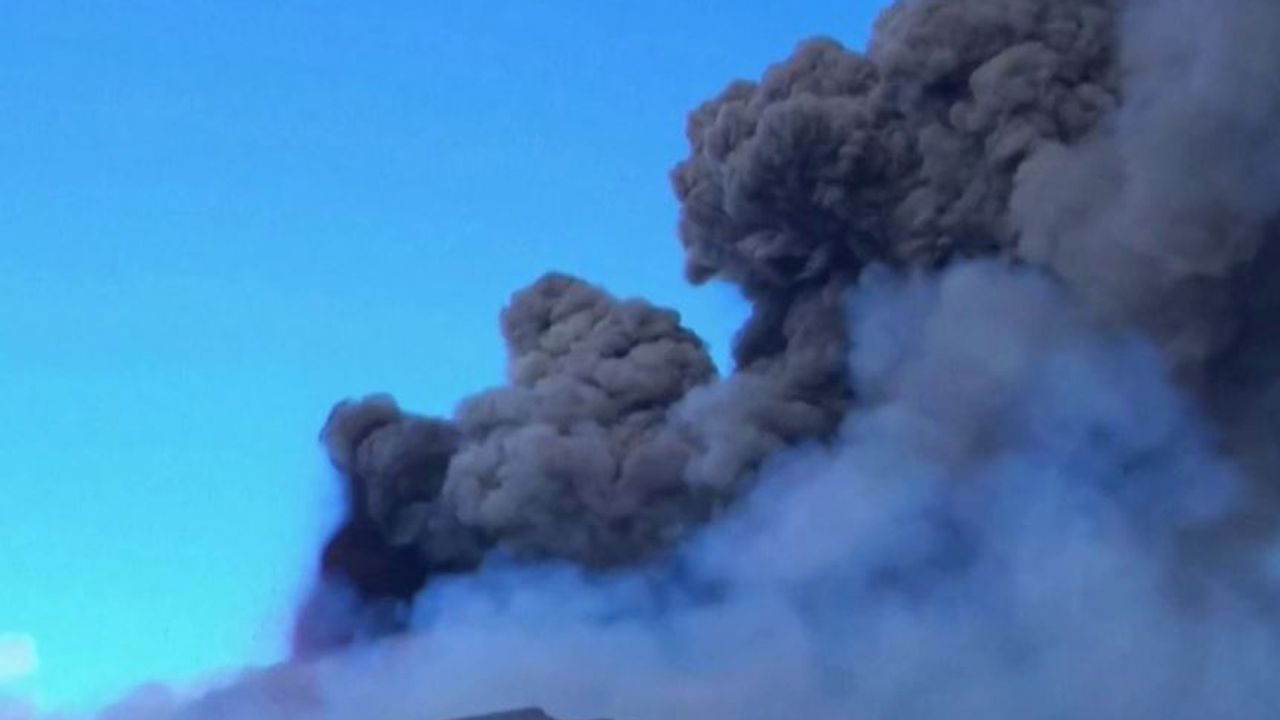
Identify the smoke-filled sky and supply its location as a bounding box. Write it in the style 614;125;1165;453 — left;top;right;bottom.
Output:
11;1;1280;719
0;0;885;710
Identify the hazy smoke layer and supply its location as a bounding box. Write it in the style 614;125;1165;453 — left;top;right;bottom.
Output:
41;263;1280;720
21;0;1280;718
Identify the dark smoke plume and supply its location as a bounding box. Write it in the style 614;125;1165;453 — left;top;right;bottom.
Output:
22;0;1280;718
671;0;1116;415
288;0;1280;667
294;274;724;653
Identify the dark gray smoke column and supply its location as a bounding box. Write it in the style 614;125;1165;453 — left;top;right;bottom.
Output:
667;0;1119;486
295;0;1280;661
295;275;720;653
674;0;1280;535
672;0;1115;359
295;0;1128;653
442;273;717;564
35;0;1279;717
1011;0;1280;506
292;396;465;656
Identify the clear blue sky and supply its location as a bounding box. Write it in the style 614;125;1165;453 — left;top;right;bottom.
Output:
0;1;879;710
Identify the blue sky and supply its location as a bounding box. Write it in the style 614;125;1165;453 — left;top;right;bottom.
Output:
0;1;879;710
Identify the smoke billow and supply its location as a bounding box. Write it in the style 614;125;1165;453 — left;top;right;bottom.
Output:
25;0;1280;718
61;262;1280;720
292;273;728;655
1011;0;1280;510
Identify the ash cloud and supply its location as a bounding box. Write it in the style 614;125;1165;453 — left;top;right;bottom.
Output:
294;0;1280;710
1011;0;1280;509
303;3;1136;637
295;274;724;654
389;263;1277;720
293;0;1280;703
56;263;1280;720
28;0;1280;718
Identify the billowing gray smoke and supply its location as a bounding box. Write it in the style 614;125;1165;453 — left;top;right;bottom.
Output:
298;0;1280;656
671;0;1116;431
64;262;1280;720
27;0;1280;718
1012;0;1280;508
300;1;1131;646
294;273;727;653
